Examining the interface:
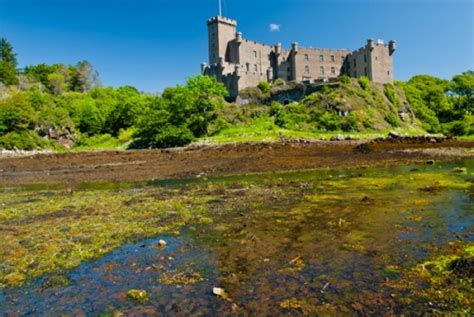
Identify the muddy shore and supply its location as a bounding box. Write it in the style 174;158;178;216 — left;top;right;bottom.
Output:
0;139;472;185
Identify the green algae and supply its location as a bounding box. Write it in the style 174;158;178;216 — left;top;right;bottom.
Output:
387;242;473;314
126;289;149;302
159;269;204;285
0;160;472;315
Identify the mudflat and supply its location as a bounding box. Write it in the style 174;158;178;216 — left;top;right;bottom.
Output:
0;138;472;185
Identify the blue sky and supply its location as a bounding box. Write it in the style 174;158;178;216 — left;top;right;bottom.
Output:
0;0;472;93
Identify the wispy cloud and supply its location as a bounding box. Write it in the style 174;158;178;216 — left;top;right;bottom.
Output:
269;23;281;32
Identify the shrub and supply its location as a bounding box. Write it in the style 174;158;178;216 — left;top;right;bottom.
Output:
385;113;400;127
273;78;285;86
208;117;230;135
0;130;43;150
257;81;272;94
338;75;351;85
316;112;341;131
342;113;358;132
443;116;472;136
358;76;369;90
384;84;400;107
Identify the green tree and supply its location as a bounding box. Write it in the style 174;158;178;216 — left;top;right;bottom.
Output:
47;73;66;95
70;60;100;92
0;38;18;85
0;93;37;134
132;75;227;148
451;71;474;112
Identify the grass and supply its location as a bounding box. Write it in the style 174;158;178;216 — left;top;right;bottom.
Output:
199;116;428;145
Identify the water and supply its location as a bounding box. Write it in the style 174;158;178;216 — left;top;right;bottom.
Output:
0;160;472;315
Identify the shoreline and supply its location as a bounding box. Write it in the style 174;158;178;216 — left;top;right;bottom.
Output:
0;138;472;186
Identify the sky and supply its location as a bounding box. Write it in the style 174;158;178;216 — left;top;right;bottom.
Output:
0;0;473;93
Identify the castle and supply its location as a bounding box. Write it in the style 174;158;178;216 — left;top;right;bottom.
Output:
202;16;396;98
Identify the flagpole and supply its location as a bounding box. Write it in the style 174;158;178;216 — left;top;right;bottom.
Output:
219;0;222;17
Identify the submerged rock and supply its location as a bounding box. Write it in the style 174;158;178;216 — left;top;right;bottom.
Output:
158;239;167;247
213;287;230;300
453;167;467;174
126;289;149;302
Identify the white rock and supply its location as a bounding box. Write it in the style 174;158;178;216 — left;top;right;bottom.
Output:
213;287;224;296
158;239;167;247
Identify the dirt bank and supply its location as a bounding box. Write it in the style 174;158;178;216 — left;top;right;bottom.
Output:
0;139;472;185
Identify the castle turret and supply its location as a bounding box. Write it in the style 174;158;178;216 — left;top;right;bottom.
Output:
389;40;396;56
367;38;375;50
236;32;242;43
207;16;237;65
291;42;299;53
274;42;281;56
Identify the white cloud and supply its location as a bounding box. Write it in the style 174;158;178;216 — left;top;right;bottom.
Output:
269;23;281;32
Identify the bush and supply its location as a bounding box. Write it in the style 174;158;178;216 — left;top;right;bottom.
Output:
208;117;230;135
0;130;43;150
273;78;285;86
342;113;358;132
144;125;194;148
338;75;351;85
358;76;369;90
384;84;400;107
316;112;341;131
443;116;472;136
257;81;271;94
0;93;37;133
385;113;400;127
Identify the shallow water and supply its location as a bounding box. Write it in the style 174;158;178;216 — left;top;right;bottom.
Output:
0;160;473;315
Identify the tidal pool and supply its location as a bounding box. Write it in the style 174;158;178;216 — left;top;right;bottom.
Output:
0;160;472;315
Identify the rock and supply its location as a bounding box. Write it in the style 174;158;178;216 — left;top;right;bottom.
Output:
330;134;345;141
388;131;401;139
158;239;167;247
426;160;435;165
126;289;149;302
453;167;467;174
213;287;229;300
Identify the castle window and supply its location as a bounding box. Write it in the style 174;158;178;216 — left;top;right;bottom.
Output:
304;54;309;61
246;63;250;72
304;66;310;74
387;70;390;75
364;67;367;76
364;55;367;63
341;56;345;63
320;66;324;75
254;64;258;72
331;67;336;74
353;60;356;67
253;50;257;58
319;55;324;62
375;56;378;61
331;55;335;62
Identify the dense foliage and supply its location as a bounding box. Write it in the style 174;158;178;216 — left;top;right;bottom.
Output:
398;72;473;135
0;38;472;150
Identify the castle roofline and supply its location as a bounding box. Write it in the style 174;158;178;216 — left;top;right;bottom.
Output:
207;16;237;27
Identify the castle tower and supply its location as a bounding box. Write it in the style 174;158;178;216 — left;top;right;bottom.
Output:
207;16;237;65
